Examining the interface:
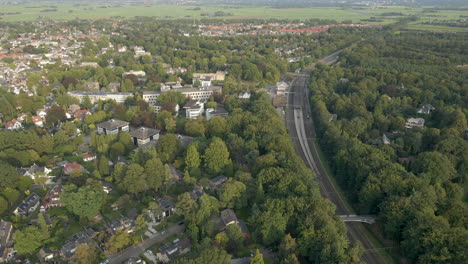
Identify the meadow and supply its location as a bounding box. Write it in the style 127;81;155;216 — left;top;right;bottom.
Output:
0;2;466;32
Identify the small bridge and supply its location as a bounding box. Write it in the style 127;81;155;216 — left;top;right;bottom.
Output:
340;215;377;224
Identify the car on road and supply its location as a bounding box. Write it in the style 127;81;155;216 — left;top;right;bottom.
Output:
146;250;154;255
178;221;184;225
99;260;109;264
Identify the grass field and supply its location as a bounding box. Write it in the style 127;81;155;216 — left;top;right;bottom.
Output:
0;2;466;32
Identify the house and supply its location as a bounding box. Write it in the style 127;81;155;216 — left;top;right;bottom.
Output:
17;112;27;122
37;248;56;263
153;197;176;222
101;181;113;194
5;119;23;130
376;134;391;145
63;162;86;175
82;153;97;162
123;70;146;77
206;107;229;121
189;185;205;201
220;209;239;227
129;127;160;146
417;104;435;114
60;232;89;261
74;109;91;120
194;76;212;87
276;81;288;95
40;185;63;212
14;192;41;216
208;175;228;191
36;109;47;119
107;82;121;92
156;238;191;263
405;118;425;129
0;220;13;263
68;104;81;114
184;100;204;119
108;217;134;234
329;114;338;122
97;119;129;135
32;115;44;127
17;163;52;180
238;91;251;99
84;81;100;91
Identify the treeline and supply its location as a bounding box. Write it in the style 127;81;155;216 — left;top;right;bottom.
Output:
309;31;467;263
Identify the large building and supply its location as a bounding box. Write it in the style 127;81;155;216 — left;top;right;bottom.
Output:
97;119;130;135
129;127;160;146
67;91;133;104
183;100;204;119
192;71;226;81
142;86;222;105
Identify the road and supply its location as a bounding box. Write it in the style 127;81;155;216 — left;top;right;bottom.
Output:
107;224;184;264
286;51;386;264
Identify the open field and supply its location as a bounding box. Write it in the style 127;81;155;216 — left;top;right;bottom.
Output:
0;2;466;32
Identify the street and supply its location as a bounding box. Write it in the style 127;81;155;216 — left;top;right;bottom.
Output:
286;52;386;264
107;224;184;264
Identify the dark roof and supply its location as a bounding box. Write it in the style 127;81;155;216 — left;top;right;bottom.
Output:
209;175;228;187
220;209;238;226
183;99;201;109
129;127;160;140
97;119;129;130
16;193;41;214
18;163;46;176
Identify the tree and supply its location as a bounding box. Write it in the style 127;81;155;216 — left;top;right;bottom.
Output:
1;187;19;204
0;196;7;214
207;116;227;138
185;119;206;137
46;105;66;127
226;224;244;251
204;137;230;173
82;95;93;109
105;230;133;254
219;180;246;209
145;157;168;192
250;249;264;264
13;226;46;255
156;134;181;163
99;156;110;176
279;234;297;259
73;243;97;264
0;162;20;189
121;164;147;195
110;142;125;160
37;213;50;239
61;184;107;220
185;144;201;169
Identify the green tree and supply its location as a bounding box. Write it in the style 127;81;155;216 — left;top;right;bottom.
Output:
61;184;107;220
99;156;110;176
105;230;133;254
219;180;246;209
156;133;181;163
73;243;98;264
184;119;206;137
121;163;147;195
185;144;201;169
0;162;20;189
204;137;230;173
250;249;264;264
1;187;19;204
226;224;244;251
0;196;7;214
13;226;46;255
145;157;168;192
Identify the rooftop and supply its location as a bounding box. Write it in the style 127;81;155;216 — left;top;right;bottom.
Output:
129;127;160;140
97;119;129;130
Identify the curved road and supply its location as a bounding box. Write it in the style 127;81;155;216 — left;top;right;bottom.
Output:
286;52;386;264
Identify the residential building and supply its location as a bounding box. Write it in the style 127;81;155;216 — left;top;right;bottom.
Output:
63;162;86;175
184;100;204;119
82;153;97;162
36;109;48;119
31;115;44;127
143;86;221;104
238;91;251;99
129;127;160;146
80;62;99;68
108;217;134;234
14;193;41;216
123;70;146;77
17;163;52;180
74;109;91;120
0;220;13;263
190;185;205;201
208;175;228;191
153;197;175;222
153;102;180;114
37;248;56;263
107;82;121;92
67;91;132;104
405;118;425;129
5;119;23;130
156;238;191;263
40;185;63;212
97;119;129;135
276;81;288;95
83;81;100;91
417;104;435;114
60;232;89;261
220;209;239;227
206;107;228;120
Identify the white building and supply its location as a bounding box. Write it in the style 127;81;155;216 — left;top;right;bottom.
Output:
276;81;289;95
405;118;425;129
67;91;133;104
184;100;204;119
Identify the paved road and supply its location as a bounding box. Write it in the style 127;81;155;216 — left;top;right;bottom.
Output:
107;224;184;264
286;52;386;264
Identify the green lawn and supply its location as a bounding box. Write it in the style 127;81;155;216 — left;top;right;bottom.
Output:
0;3;436;23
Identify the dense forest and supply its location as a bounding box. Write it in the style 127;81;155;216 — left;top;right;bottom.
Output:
309;31;467;263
